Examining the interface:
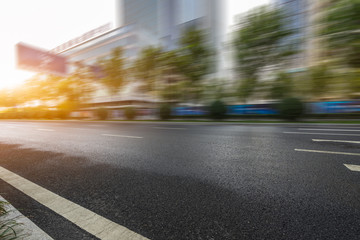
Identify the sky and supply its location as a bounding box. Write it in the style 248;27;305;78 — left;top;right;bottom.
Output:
0;0;269;90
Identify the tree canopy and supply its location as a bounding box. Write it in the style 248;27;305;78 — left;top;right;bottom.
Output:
233;5;296;101
321;0;360;68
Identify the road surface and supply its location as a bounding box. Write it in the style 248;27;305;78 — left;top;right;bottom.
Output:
0;120;359;239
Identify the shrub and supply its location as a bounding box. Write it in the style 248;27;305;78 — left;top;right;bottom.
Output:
278;97;304;121
159;104;172;120
124;107;136;120
96;108;108;120
209;100;227;120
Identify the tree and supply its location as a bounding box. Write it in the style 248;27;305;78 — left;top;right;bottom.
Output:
177;27;214;102
237;78;256;103
22;74;61;102
321;0;360;68
269;72;292;100
0;89;13;107
133;46;163;93
233;5;296;101
133;28;213;104
307;64;332;100
178;27;213;84
97;47;126;96
344;69;360;98
54;62;94;113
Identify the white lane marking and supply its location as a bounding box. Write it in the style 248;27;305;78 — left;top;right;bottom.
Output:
299;128;360;132
153;127;185;130
284;132;360;137
89;124;105;127
37;129;55;132
312;139;360;144
344;164;360;172
6;125;17;128
0;166;149;240
295;149;360;156
102;134;143;139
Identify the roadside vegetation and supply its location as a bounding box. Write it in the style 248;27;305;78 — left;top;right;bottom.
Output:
0;0;358;122
0;200;24;240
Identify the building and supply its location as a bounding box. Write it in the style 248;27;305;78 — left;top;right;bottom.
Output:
117;0;226;77
272;0;332;70
51;1;225;117
56;0;226;78
272;0;310;71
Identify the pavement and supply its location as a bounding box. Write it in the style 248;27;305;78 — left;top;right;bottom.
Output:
0;120;359;239
0;195;53;240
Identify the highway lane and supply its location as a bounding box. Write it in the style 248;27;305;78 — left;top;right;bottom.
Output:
0;120;360;239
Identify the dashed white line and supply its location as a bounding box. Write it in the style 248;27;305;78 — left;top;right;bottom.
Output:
284;132;360;136
299;128;360;132
102;134;143;139
312;139;360;144
153;127;185;130
0;166;149;240
295;148;360;156
37;129;55;132
344;164;360;172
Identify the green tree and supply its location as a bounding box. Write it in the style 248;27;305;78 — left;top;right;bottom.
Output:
269;72;292;100
307;65;332;100
321;0;360;68
98;47;126;96
237;78;256;103
56;63;94;111
158;50;187;103
177;27;214;102
133;46;163;93
233;5;296;101
178;27;213;83
344;69;360;98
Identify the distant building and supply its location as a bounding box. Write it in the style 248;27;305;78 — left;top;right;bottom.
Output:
272;0;309;71
51;1;226;114
117;0;226;77
272;0;333;70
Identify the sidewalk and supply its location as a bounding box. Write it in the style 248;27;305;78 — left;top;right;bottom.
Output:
0;195;53;240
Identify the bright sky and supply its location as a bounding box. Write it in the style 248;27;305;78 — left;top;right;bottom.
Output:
0;0;269;90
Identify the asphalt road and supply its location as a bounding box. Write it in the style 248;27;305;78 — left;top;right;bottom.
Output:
0;120;359;239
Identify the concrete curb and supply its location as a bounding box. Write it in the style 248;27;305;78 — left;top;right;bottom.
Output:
0;195;53;240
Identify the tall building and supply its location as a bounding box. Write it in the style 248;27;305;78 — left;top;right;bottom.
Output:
272;0;332;70
273;0;310;71
51;1;226;111
117;0;159;37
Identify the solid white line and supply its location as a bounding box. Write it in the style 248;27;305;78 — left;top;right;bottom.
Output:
153;127;185;130
312;139;360;144
295;148;360;156
299;128;360;132
284;132;360;136
102;134;143;139
0;166;149;240
344;164;360;172
37;129;55;132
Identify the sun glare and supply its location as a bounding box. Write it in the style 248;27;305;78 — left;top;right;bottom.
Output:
0;69;34;90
